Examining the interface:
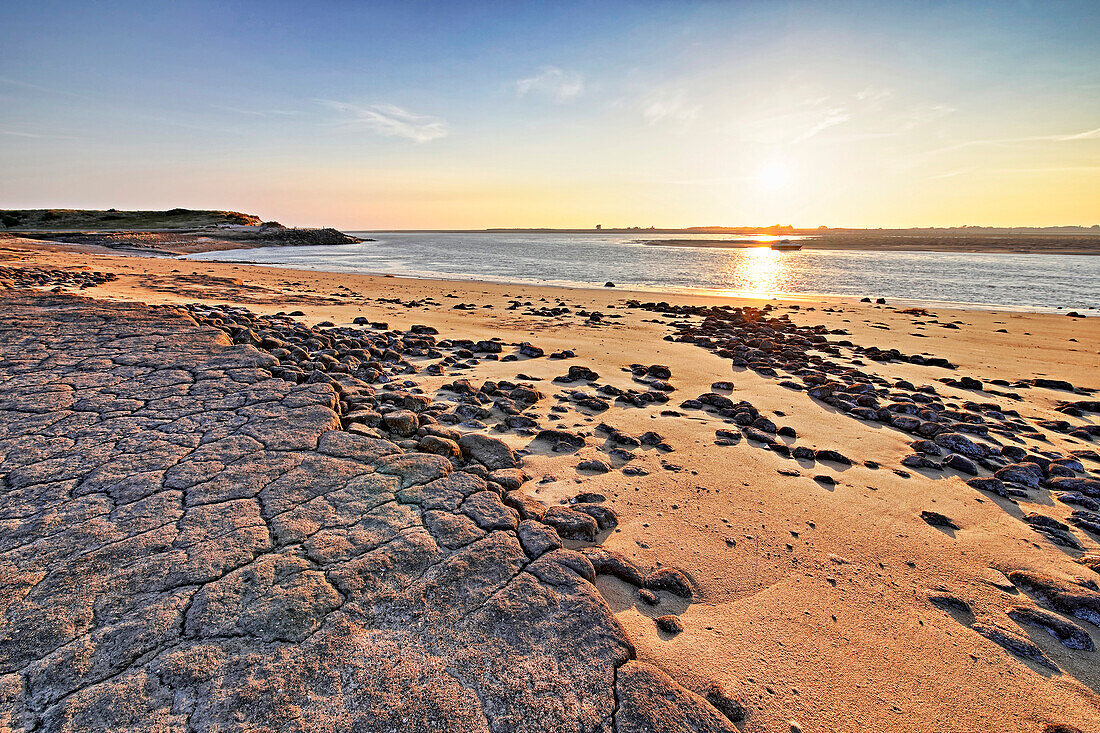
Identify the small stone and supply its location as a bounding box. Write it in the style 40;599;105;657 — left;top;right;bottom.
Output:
702;682;747;723
655;615;683;634
577;458;611;473
644;567;694;599
572;503;619;530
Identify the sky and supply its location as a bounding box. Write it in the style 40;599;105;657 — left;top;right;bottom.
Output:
1;0;1098;229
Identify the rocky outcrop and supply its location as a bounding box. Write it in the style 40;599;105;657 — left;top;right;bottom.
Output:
0;292;735;733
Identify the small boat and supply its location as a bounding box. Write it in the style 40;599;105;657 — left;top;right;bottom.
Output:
770;239;802;251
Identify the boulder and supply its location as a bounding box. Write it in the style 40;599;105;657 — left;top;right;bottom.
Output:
459;433;519;470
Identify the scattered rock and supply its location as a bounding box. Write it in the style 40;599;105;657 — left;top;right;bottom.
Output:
656;615;684;634
542;505;599;541
459;433;520;470
921;511;959;530
644;568;694;599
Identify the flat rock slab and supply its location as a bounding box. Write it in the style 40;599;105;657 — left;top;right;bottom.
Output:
0;292;733;733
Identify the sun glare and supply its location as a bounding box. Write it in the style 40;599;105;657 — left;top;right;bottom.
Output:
757;162;792;190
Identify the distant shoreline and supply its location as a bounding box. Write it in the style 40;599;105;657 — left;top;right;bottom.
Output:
351;230;1100;256
639;239;797;249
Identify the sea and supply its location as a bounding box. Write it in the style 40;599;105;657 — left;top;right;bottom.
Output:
186;231;1100;313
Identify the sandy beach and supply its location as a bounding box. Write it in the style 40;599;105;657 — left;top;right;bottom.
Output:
2;238;1097;733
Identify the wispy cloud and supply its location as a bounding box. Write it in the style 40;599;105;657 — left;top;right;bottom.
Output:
930;164;1100;179
516;66;584;103
212;104;302;118
0;128;82;140
920;125;1100;156
790;107;851;143
642;90;701;125
323;101;449;142
0;75;83;98
1059;127;1100;141
784;87;954;145
928;168;971;180
855;87;894;105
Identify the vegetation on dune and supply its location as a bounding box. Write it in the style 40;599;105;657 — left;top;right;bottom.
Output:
0;208;264;230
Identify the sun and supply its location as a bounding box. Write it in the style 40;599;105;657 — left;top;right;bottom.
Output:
757;162;792;190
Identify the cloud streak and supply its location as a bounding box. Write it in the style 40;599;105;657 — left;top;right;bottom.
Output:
1059;127;1100;141
790;107;851;143
920;125;1100;157
642;91;700;125
323;101;449;142
0;128;82;140
0;75;84;98
516;67;584;103
212;105;302;118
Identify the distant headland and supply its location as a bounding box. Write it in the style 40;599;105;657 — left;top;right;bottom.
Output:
0;208;366;254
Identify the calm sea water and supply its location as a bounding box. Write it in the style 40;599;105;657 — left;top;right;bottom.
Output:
187;231;1100;313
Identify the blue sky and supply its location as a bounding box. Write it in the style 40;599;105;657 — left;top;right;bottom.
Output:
1;1;1098;227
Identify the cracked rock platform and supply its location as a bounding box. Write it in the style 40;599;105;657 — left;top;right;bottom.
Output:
0;292;734;733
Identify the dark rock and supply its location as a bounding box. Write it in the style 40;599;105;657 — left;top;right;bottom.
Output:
1032;378;1074;391
902;454;940;470
1049;477;1100;497
581;547;645;586
1007;606;1093;651
460;490;520;531
934;432;984;457
995;462;1045;489
458;433;519;470
382;409;420;437
814;449;851;465
503;490;548;521
577;458;611;473
418;434;462;459
535;429;586;448
792;446;815;461
968;477;1006;495
643;568;694;599
944;453;979;475
572;502;619;530
615;661;738;733
910;439;942;456
656;615;684;634
702;682;747;723
518;342;544;358
542;506;599;541
516;519;563;558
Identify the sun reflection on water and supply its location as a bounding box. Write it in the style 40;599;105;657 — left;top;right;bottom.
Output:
716;246;789;297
